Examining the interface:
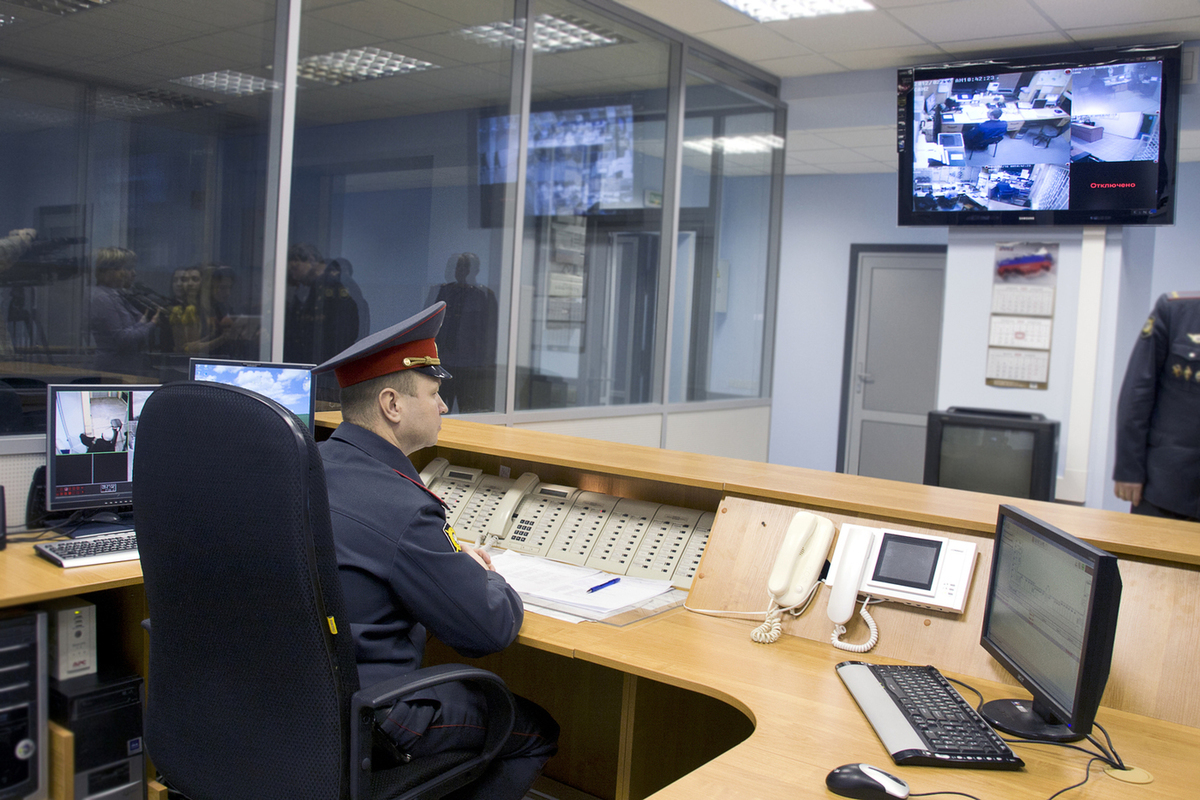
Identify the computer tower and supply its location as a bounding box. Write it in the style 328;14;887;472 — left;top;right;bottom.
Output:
48;674;144;800
0;611;47;800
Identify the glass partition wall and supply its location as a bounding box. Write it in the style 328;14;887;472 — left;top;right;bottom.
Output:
0;0;783;441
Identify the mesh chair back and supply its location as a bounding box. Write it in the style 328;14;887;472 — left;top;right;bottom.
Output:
135;382;359;800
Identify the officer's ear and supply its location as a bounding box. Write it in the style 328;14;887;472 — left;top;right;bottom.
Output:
377;386;405;425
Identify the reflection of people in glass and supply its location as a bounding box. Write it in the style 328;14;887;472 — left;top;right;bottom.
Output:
435;253;498;413
169;266;203;352
0;227;37;356
81;417;124;453
90;247;159;376
284;243;359;364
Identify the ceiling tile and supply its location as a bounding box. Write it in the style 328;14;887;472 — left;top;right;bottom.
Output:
935;31;1073;56
754;53;845;78
695;24;813;61
889;0;1058;44
1034;0;1200;29
769;12;926;52
826;44;949;72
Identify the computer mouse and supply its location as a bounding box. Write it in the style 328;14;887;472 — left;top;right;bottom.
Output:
91;511;121;524
825;763;909;800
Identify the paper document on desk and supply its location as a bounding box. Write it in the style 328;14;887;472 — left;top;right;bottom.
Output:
491;550;672;619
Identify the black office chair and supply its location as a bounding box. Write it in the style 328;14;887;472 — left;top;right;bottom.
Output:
1031;122;1066;148
133;381;516;800
965;125;1006;159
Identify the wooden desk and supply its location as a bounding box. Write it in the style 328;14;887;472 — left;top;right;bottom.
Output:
7;418;1200;799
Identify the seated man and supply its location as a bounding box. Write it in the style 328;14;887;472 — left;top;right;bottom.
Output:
967;108;1007;150
314;303;558;800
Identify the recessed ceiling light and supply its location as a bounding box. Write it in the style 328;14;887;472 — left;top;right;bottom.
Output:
170;70;280;97
718;0;873;22
95;88;216;116
297;48;438;85
458;13;629;54
4;0;111;14
684;134;786;155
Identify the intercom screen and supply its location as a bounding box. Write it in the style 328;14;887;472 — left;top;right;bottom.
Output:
872;534;942;590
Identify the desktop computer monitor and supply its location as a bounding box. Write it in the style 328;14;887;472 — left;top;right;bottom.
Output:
188;358;315;429
923;408;1059;501
46;384;158;525
979;505;1122;743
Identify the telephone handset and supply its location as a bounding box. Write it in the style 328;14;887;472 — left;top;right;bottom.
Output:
751;511;836;644
478;472;541;546
453;472;540;545
767;511;836;608
494;483;581;556
826;526;878;652
418;457;449;485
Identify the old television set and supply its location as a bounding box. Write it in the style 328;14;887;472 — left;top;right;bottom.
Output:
923;408;1059;501
188;359;315;430
979;505;1122;742
46;384;158;531
898;43;1181;226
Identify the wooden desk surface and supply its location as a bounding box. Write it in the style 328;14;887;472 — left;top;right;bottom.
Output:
517;609;1200;800
375;416;1200;566
3;541;1198;800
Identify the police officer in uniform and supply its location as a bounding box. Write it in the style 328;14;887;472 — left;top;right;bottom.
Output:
1113;291;1200;522
313;302;558;799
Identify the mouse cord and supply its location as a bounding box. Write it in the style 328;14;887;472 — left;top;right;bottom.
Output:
909;792;983;800
831;596;879;652
909;759;1103;800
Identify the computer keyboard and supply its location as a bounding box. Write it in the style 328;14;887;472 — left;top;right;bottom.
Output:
34;531;139;568
836;661;1024;770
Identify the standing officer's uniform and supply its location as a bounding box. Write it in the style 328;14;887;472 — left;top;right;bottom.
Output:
1113;291;1200;521
314;303;557;800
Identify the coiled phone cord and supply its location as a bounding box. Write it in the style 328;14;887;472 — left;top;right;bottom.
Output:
831;597;879;652
750;582;820;644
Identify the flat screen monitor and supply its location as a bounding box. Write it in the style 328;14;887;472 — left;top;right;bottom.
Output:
979;505;1122;742
924;408;1059;501
189;358;315;429
46;384;158;517
478;103;635;219
898;43;1181;226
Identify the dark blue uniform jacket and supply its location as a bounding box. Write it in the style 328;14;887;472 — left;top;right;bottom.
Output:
319;422;523;688
1114;292;1200;519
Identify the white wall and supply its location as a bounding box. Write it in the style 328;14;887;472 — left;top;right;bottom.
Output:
769;172;945;472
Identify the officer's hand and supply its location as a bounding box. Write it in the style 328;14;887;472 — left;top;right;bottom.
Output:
1114;481;1143;507
463;545;495;572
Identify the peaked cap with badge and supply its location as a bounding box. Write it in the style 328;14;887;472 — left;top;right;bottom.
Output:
313;302;452;387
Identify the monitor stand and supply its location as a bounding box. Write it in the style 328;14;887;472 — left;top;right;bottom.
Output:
981;698;1085;743
58;511;135;539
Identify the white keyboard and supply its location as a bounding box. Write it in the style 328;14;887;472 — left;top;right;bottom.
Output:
35;531;139;568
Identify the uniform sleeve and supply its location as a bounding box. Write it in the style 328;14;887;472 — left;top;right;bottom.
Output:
1114;295;1170;483
389;501;523;658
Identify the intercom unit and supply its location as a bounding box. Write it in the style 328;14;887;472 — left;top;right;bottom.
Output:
828;525;977;615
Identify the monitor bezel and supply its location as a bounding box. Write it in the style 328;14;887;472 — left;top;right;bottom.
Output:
923;409;1059;501
979;504;1122;741
45;383;159;514
897;42;1182;227
188;358;316;430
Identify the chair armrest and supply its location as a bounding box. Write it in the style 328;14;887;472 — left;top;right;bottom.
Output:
349;664;516;800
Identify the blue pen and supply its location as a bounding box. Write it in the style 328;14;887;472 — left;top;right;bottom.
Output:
586;577;620;593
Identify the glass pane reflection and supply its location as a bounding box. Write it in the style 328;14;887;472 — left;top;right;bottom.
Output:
517;0;671;410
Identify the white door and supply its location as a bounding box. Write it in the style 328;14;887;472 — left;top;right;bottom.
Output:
843;249;946;482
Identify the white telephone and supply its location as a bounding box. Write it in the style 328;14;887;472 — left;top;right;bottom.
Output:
751;511;835;644
455;472;540;545
494;483;581;556
826;526;878;652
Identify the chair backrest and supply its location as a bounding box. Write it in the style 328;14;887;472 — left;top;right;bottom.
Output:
135;382;360;800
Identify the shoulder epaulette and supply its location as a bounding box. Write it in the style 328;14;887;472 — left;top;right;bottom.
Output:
1167;291;1200;300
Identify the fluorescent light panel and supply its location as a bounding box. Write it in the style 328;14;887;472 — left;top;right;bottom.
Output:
719;0;873;22
170;70;280;97
95;88;216;116
458;13;628;54
684;134;786;155
4;0;111;14
297;48;438;85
